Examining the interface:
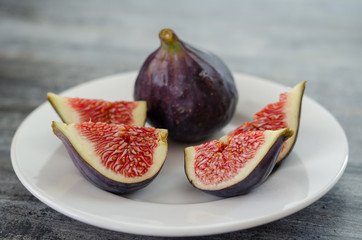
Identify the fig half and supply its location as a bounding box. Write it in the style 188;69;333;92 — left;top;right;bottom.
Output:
48;93;147;126
52;121;168;194
185;128;293;197
227;81;306;163
134;28;238;142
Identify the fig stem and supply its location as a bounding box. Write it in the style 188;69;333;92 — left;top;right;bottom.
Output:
159;28;184;53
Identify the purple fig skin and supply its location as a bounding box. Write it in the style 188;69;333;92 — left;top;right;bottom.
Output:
134;29;238;142
187;133;290;198
53;127;161;194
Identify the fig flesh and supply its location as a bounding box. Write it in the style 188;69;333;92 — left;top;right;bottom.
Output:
185;128;293;197
227;81;306;163
134;28;238;142
52;121;168;194
47;93;147;126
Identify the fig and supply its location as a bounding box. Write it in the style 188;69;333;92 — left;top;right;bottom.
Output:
185;128;293;197
227;81;306;163
47;92;147;126
52;121;168;194
134;28;238;142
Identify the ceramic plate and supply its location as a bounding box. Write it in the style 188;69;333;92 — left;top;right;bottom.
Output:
11;72;348;237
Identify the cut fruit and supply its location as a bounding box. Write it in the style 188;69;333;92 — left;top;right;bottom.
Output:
52;121;168;194
185;129;293;197
47;93;147;126
227;81;306;163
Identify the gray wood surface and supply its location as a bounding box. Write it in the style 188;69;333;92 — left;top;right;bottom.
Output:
1;0;361;239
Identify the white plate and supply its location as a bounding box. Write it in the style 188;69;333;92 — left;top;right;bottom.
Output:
11;72;348;237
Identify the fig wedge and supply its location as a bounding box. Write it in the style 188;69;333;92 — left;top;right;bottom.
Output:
185;128;293;197
227;81;306;163
52;121;168;194
48;93;147;126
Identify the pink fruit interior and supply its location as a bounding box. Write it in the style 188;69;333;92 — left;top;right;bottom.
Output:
69;98;137;124
228;92;288;136
194;131;265;185
77;122;158;178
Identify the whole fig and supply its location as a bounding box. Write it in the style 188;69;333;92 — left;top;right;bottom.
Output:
134;28;238;142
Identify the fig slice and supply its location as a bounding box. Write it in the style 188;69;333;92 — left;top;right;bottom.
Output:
185;128;293;197
227;81;306;163
47;92;147;126
52;121;168;194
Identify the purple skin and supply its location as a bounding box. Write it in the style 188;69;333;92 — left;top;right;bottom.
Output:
53;127;161;194
187;134;290;198
134;29;238;142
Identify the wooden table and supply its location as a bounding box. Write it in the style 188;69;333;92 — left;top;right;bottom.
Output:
1;0;361;239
